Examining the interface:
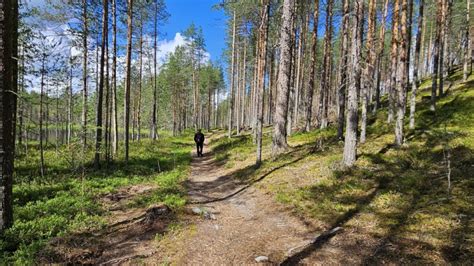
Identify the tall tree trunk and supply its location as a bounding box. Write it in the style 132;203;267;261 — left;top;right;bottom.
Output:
228;11;236;138
431;0;443;111
388;0;400;123
39;55;46;178
111;0;118;156
82;0;88;149
464;0;471;82
0;0;18;229
151;0;159;139
373;0;389;114
94;0;108;168
272;0;295;154
124;0;133;162
409;0;424;129
137;17;143;142
241;40;247;128
319;0;333;129
67;54;73;145
256;1;270;165
361;0;376;143
304;0;319;132
395;0;409;146
337;0;349;140
342;0;364;167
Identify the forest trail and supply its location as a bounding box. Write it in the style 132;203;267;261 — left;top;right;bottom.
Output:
154;138;316;264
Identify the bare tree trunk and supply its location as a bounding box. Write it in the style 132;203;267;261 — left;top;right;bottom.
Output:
256;0;270;165
373;0;389;114
39;55;46;178
82;0;88;149
304;0;319;132
431;0;443;111
409;0;424;129
337;0;349;140
124;0;133;162
319;0;333;129
228;11;236;138
151;0;159;140
241;40;247;128
236;47;241;135
0;0;18;229
395;0;409;146
361;0;376;143
67;55;73;145
464;0;471;82
111;0;118;156
272;0;295;154
342;0;364;167
137;18;143;142
94;0;108;168
388;0;400;123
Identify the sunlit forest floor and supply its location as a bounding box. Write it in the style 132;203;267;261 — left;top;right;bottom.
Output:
1;69;473;264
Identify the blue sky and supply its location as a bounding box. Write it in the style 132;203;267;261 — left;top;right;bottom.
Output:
163;0;227;64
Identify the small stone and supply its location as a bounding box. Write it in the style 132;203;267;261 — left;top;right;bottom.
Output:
255;256;268;263
191;207;202;215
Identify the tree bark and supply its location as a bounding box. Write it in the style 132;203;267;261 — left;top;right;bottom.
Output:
388;0;400;123
431;0;443;111
361;0;376;143
0;0;18;230
337;0;349;140
228;11;236;138
82;0;88;149
272;0;295;154
395;0;409;146
111;0;118;156
342;0;364;167
409;0;424;129
256;1;270;165
373;0;389;114
464;0;471;82
94;0;108;168
304;0;319;132
319;0;333;129
124;0;133;162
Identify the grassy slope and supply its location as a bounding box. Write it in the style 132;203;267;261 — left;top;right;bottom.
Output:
0;131;195;263
209;70;473;263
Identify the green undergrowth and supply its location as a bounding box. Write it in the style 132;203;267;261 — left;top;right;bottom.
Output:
0;131;194;264
210;70;473;263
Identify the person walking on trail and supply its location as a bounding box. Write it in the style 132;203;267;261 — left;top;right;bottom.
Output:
194;129;205;157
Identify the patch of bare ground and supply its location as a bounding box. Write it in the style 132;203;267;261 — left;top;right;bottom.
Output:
38;184;174;265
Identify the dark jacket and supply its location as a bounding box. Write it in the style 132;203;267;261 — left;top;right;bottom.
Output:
194;132;205;144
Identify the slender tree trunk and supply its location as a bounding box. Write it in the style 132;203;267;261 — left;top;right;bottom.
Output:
395;0;409;146
39;55;46;178
361;0;376;143
337;0;349;140
388;0;400;123
67;55;73;145
431;0;443;111
304;0;319;132
464;0;471;81
151;1;159;139
294;22;303;129
124;0;133;162
319;0;333;129
241;40;247;128
409;0;424;129
272;0;295;154
342;0;364;167
94;0;108;168
82;0;88;149
373;0;389;114
228;11;236;138
256;1;270;165
137;18;143;142
111;0;118;156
